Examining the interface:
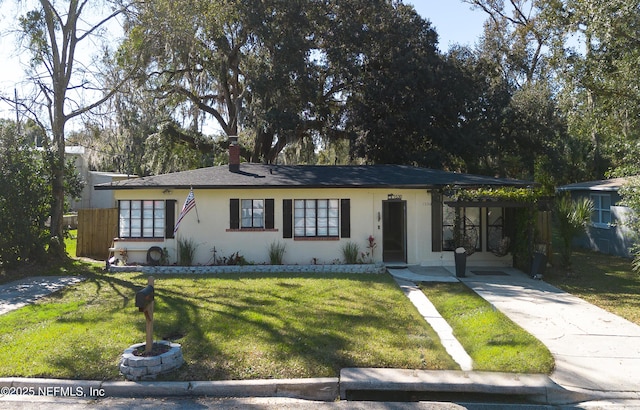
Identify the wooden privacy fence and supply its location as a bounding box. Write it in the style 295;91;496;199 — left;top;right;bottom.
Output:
77;208;118;260
537;210;553;260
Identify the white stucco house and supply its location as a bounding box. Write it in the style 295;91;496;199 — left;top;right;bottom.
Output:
95;145;532;266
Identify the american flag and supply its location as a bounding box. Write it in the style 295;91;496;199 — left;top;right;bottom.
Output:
174;189;196;234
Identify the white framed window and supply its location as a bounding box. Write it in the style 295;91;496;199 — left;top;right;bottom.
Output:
590;193;611;228
294;199;339;237
119;200;166;238
241;199;264;228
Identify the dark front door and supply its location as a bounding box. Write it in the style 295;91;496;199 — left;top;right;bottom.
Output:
383;200;407;263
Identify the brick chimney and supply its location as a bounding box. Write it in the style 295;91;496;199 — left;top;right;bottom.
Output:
228;135;240;172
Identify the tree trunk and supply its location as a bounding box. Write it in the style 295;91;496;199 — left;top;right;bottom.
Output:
48;113;67;258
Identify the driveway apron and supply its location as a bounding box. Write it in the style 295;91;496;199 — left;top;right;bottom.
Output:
462;272;640;397
0;276;84;315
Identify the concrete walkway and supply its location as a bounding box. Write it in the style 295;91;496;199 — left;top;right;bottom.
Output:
0;276;84;315
393;277;473;371
390;265;640;401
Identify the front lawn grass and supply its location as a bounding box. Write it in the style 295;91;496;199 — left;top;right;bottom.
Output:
0;272;458;380
419;282;555;374
546;249;640;325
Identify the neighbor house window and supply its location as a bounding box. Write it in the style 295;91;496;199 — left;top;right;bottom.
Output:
294;199;339;237
590;193;611;227
442;206;481;251
119;200;167;238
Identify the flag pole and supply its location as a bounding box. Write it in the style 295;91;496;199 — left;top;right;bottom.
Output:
191;187;200;223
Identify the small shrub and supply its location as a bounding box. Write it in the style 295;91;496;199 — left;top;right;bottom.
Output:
342;242;360;264
268;241;286;265
209;247;249;265
224;251;249;266
177;238;198;266
160;247;169;265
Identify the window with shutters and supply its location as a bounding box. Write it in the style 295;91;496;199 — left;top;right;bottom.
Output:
242;199;264;228
228;199;275;231
294;199;339;237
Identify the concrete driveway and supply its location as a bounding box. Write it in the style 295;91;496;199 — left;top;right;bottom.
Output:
459;269;640;399
0;276;84;315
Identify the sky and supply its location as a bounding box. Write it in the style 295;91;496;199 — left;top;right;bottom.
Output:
407;0;487;51
0;1;488;120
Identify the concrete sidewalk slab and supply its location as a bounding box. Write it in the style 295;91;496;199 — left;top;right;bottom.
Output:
0;276;84;315
387;266;459;283
393;277;473;371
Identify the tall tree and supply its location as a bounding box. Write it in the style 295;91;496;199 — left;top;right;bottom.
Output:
544;0;640;179
120;0;457;166
0;120;50;267
3;0;136;257
458;0;573;181
340;2;451;167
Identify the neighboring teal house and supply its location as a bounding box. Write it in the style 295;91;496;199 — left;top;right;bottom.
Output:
558;177;638;258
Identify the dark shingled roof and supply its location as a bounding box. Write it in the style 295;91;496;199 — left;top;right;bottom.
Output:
95;164;531;190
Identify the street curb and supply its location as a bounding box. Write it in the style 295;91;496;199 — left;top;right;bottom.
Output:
0;377;339;402
339;368;567;403
1;372;625;405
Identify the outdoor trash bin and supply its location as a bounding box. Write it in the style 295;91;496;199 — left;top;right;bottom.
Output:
455;247;467;277
530;252;547;279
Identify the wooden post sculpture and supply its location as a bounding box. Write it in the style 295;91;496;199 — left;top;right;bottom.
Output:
135;276;155;355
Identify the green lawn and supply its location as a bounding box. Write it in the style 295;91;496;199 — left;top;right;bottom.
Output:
65;229;78;259
3;229;637;381
0;271;458;380
419;282;555;374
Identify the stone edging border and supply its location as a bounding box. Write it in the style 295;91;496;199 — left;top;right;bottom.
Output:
108;263;387;275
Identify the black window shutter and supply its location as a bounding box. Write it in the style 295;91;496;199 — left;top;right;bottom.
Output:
230;199;240;229
340;199;351;238
265;199;274;229
165;200;176;239
431;191;443;252
283;199;292;238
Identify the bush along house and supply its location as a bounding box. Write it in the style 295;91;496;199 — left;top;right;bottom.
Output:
95;141;533;267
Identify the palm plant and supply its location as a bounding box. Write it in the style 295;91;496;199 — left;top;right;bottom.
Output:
555;194;593;268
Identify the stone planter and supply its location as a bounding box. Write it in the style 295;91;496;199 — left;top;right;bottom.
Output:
120;340;183;381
